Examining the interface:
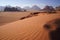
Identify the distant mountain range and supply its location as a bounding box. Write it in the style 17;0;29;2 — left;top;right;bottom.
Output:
0;6;23;11
31;5;41;10
0;6;5;11
0;5;41;11
0;5;59;12
23;5;41;11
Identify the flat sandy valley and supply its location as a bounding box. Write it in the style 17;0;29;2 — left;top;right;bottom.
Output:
0;11;60;40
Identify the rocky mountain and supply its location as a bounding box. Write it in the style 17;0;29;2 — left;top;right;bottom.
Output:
31;5;41;11
0;5;41;12
23;6;31;11
0;6;5;11
23;5;41;11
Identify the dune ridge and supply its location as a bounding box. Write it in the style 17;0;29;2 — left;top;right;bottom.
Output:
0;13;60;40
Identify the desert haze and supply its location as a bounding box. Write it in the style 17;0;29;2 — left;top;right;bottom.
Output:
0;12;60;40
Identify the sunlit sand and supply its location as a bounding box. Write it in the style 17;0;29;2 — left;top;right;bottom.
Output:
0;12;60;40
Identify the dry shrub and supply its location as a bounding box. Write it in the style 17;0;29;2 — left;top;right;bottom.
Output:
20;17;26;20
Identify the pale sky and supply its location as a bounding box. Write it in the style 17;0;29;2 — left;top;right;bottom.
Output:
0;0;60;8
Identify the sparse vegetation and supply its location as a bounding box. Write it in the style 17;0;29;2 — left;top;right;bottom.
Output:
20;17;26;20
44;24;51;30
31;12;40;16
20;12;40;20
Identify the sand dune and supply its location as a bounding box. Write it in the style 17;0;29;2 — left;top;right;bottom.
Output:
0;13;60;40
0;12;60;26
0;12;31;26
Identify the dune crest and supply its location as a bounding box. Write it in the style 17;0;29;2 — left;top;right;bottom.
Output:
0;14;60;40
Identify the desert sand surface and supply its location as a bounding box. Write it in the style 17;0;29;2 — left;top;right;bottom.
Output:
0;11;60;26
0;12;31;26
0;12;60;40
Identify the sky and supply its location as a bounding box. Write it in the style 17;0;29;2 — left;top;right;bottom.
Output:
0;0;60;8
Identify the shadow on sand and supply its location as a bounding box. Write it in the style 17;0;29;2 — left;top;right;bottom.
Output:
44;18;60;40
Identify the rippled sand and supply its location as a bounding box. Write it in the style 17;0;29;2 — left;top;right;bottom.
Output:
0;12;60;40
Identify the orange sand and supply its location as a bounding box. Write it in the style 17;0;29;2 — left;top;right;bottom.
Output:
0;13;60;40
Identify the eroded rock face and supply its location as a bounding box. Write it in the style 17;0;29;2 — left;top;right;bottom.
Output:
44;18;60;40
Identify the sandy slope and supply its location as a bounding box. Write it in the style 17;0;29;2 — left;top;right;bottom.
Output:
0;14;60;40
0;12;31;26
